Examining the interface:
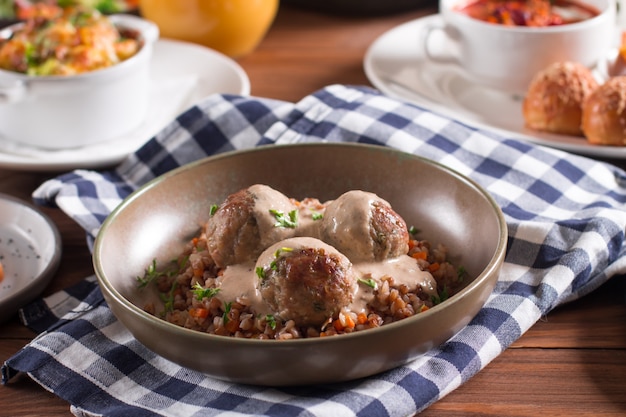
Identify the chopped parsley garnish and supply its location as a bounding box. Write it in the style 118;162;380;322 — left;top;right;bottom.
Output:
311;211;323;221
265;314;277;330
268;246;293;271
136;259;168;288
274;247;293;257
160;281;178;317
179;255;189;270
457;266;468;282
191;282;220;300
136;259;158;288
270;209;298;228
209;204;219;216
431;286;449;305
257;247;294;279
222;301;232;325
358;277;378;289
408;225;420;235
136;258;180;288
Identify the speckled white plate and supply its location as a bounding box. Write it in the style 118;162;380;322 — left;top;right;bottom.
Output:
0;193;61;321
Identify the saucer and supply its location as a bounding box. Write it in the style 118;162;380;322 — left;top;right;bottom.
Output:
0;39;251;172
0;193;61;321
364;14;626;159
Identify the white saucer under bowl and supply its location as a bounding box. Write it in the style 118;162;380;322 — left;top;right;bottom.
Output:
0;193;61;321
364;14;626;159
0;38;251;172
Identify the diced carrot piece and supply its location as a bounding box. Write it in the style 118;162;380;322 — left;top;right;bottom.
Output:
344;314;355;329
428;262;440;272
356;312;368;325
411;251;427;260
333;319;343;331
189;307;209;318
224;317;239;333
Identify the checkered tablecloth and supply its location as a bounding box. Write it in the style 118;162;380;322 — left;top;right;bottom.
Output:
3;84;626;417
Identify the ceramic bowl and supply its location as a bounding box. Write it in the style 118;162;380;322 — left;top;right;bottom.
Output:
0;193;61;322
423;0;616;95
0;14;159;150
93;143;507;386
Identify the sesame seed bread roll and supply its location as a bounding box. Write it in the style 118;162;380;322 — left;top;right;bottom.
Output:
582;76;626;146
523;61;599;136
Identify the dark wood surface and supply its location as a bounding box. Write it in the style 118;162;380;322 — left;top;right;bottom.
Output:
1;5;626;416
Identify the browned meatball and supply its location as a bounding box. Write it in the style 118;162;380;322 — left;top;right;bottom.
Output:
256;237;358;327
319;190;409;262
205;184;298;268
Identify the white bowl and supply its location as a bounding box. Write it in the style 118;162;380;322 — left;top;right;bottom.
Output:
423;0;616;94
0;14;159;150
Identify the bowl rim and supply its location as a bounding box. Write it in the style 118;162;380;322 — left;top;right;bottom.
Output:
93;142;508;347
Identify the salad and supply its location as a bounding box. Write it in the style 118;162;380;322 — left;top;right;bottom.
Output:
0;0;138;19
0;3;142;75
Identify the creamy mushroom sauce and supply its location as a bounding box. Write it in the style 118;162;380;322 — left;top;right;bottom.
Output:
247;184;298;250
212;189;438;317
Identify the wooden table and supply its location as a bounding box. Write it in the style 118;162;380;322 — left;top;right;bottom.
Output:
2;5;626;416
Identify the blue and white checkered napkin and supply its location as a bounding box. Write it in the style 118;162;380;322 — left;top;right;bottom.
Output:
4;84;626;417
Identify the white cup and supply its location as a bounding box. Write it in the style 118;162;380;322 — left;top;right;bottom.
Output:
423;0;617;95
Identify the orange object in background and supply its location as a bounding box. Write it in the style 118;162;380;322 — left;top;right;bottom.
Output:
138;0;279;57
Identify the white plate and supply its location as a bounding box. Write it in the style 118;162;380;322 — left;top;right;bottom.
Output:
364;14;626;159
0;39;251;171
0;193;61;321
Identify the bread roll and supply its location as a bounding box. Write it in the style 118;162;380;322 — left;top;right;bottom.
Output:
581;76;626;146
523;61;599;136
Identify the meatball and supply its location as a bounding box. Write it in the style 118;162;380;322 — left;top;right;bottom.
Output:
205;184;298;267
318;190;409;262
522;61;599;136
256;237;358;327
